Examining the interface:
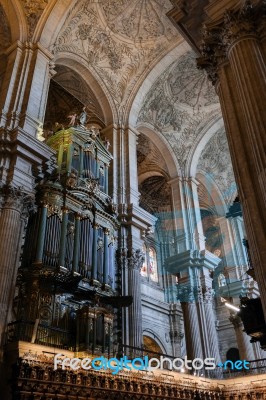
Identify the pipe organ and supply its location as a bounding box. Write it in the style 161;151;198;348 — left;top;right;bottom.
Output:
14;126;124;354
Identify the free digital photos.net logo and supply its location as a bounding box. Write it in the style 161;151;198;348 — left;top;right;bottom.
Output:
54;354;250;375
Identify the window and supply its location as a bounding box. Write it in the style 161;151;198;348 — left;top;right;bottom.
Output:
218;273;226;287
140;244;148;278
149;247;158;282
141;244;158;283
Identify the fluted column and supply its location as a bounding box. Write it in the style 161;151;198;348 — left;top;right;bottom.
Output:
203;288;221;364
169;177;205;252
181;300;203;360
198;1;266;318
128;249;144;350
230;315;255;361
0;187;26;347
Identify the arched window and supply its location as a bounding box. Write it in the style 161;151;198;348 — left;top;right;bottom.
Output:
141;245;158;283
140;244;148;278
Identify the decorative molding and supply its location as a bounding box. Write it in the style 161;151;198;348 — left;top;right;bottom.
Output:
0;184;34;213
197;128;236;204
197;0;265;85
128;249;145;271
20;0;50;39
137;51;220;172
53;0;180;111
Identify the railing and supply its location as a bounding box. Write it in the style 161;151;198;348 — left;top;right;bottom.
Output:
119;344;266;380
7;323;266;380
7;321;75;350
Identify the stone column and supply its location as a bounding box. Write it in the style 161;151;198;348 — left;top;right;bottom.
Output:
169;177;205;253
181;300;203;360
229;315;255;361
128;249;144;350
169;304;184;357
0;186;28;347
203;288;221;365
198;1;266;318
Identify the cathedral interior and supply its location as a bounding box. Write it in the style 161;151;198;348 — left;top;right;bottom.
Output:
0;0;266;399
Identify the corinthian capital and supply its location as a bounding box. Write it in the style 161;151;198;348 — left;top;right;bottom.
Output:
197;0;265;85
222;1;262;48
128;249;145;271
0;184;34;213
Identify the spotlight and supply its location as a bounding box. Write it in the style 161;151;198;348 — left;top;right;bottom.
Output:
225;302;240;312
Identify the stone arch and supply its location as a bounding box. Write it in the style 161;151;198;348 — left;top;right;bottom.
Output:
37;0;73;48
196;171;228;217
128;41;190;128
187;116;224;178
137;124;181;179
143;331;167;355
0;0;27;42
53;53;116;126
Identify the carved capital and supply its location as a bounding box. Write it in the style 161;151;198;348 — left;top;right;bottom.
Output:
197;1;265;85
0;184;34;214
222;1;262;49
128;249;145;271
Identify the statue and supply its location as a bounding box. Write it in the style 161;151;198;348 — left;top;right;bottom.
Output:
104;138;111;150
79;106;88;127
67;112;78;126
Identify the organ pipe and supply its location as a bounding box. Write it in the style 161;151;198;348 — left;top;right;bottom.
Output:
35;205;48;263
72;214;81;273
58;208;68;267
103;229;109;284
91;224;98;280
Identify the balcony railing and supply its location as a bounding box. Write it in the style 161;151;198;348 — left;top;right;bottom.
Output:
7;320;75;350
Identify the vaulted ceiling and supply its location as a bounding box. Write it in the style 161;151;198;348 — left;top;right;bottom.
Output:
1;0;237;208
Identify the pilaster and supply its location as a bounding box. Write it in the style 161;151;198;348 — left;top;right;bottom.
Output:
0;41;55;135
127;249;144;350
